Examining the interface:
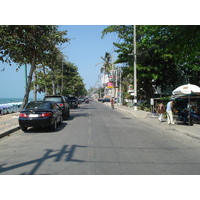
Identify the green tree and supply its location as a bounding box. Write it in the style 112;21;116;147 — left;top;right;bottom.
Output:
35;60;86;97
0;25;68;108
154;25;200;85
102;25;200;102
100;52;113;74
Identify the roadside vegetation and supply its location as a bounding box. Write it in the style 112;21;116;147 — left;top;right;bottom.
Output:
101;25;200;104
0;25;87;108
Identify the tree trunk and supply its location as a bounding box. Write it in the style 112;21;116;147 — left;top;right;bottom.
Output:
21;54;36;109
33;70;37;101
52;67;56;95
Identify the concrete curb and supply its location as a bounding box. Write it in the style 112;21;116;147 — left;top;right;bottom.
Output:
0;126;20;139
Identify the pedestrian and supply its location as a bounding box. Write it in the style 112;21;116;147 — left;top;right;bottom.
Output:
157;102;165;122
111;97;114;109
166;100;174;125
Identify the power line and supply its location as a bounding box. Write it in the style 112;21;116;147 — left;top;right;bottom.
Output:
109;37;121;55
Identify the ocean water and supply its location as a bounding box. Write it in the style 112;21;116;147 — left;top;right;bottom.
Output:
0;98;34;105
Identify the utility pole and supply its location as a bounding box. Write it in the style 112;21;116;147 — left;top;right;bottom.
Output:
133;25;137;111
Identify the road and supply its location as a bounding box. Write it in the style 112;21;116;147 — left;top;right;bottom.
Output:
0;100;200;175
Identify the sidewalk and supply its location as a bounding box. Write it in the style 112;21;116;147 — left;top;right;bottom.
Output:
0;112;20;138
103;102;200;140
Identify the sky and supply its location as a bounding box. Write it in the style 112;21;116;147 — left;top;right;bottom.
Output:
0;25;119;99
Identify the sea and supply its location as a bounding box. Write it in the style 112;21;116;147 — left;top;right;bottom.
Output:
0;98;42;105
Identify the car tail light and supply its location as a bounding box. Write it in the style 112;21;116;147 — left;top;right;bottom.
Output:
41;112;52;117
59;103;64;107
19;113;29;118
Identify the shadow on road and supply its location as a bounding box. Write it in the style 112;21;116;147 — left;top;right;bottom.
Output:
0;144;86;175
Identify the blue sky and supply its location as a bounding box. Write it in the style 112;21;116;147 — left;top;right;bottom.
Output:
0;25;119;98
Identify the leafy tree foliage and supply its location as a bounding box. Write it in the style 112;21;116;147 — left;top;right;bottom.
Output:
0;25;87;107
35;60;87;97
0;25;69;108
100;52;113;74
102;25;200;101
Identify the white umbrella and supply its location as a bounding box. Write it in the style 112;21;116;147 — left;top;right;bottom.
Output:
172;83;200;95
172;83;200;125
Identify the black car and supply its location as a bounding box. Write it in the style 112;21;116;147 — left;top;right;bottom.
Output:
43;95;70;119
19;101;63;131
67;97;79;108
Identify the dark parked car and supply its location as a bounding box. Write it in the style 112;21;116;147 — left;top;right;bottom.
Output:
18;101;63;131
67;97;79;108
98;98;110;103
43;95;70;119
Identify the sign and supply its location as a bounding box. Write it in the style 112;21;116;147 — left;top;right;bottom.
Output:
128;85;134;93
129;85;134;90
109;70;116;78
150;98;154;105
107;82;115;88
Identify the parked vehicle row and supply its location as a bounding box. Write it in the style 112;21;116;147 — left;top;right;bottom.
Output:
18;95;85;132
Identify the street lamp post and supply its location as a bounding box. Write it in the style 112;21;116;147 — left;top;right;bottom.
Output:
128;25;137;111
133;25;137;111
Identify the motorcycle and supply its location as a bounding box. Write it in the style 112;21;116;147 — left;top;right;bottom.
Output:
177;109;200;126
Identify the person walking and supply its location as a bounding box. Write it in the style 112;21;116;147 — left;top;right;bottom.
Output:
110;97;114;109
157;102;165;122
166;100;174;125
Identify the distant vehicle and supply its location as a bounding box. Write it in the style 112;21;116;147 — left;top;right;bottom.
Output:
18;101;63;131
78;99;82;104
79;97;85;102
43;95;70;119
98;98;110;103
67;97;79;108
85;98;89;103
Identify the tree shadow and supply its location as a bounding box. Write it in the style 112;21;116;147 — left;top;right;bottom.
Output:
0;144;86;175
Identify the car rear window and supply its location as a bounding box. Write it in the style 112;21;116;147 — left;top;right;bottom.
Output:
44;97;62;103
25;102;52;109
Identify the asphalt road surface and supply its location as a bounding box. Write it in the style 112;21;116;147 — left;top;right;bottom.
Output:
0;101;200;175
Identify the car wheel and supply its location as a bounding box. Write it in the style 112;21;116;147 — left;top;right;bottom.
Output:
51;119;57;131
59;116;63;124
21;126;27;132
63;113;68;120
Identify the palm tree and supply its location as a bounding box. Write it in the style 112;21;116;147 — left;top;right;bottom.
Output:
100;52;113;74
100;52;117;97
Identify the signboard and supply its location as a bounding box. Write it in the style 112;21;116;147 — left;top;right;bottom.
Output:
150;98;154;105
107;82;115;88
128;85;134;93
109;70;116;78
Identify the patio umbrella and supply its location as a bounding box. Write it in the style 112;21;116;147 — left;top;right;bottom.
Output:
172;83;200;125
172;83;200;95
